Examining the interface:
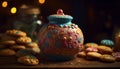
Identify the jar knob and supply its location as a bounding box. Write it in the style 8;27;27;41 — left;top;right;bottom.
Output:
57;9;64;15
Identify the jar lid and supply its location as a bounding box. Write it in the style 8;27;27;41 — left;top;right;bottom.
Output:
19;5;40;14
25;8;40;14
48;9;73;24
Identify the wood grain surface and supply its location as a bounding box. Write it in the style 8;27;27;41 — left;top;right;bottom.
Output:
0;55;120;68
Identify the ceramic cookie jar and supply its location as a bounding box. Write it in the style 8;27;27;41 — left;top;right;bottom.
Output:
38;9;84;61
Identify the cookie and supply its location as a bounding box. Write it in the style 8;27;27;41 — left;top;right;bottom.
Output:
100;39;114;48
16;49;33;57
0;40;16;45
84;43;98;48
97;45;113;54
27;47;40;54
77;51;86;57
0;45;7;49
100;39;114;46
86;52;102;59
10;45;26;50
17;55;39;65
6;29;26;37
85;47;98;52
0;34;16;41
16;36;32;44
100;54;115;62
26;42;38;48
0;49;16;56
112;52;120;61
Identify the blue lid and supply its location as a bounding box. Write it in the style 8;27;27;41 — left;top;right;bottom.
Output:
48;9;73;25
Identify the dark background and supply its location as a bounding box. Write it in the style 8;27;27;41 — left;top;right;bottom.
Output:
0;0;120;43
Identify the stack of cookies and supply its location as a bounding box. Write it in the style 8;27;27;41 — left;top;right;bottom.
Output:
0;29;40;65
77;43;117;63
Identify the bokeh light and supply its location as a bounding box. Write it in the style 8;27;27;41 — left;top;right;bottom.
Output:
10;7;17;14
38;0;45;4
2;1;8;8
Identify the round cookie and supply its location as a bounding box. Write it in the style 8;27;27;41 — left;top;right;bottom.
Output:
17;55;39;65
26;42;38;48
100;54;115;62
27;47;40;54
10;45;26;51
112;52;120;61
0;45;7;49
0;49;16;56
0;33;16;41
97;45;113;54
16;49;33;57
16;36;32;44
85;47;98;52
79;44;85;51
84;43;98;48
77;51;86;57
100;39;114;48
86;52;102;59
0;40;16;45
6;29;26;37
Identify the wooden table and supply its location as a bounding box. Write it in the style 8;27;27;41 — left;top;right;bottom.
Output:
0;55;120;68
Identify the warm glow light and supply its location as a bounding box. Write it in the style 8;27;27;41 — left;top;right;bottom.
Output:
10;7;17;14
38;0;45;4
2;1;8;8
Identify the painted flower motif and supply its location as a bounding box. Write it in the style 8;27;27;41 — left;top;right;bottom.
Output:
53;29;58;34
68;37;72;41
47;31;51;38
67;31;72;36
78;37;82;43
71;26;74;29
74;34;78;40
68;26;71;28
72;41;78;48
44;41;49;48
59;29;65;36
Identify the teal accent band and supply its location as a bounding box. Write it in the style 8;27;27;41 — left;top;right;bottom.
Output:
48;15;73;20
50;21;72;27
48;14;73;26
